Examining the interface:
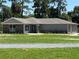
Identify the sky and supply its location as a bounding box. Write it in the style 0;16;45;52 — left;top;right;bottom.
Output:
67;0;79;11
3;0;79;12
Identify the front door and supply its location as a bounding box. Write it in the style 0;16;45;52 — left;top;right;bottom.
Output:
30;25;37;33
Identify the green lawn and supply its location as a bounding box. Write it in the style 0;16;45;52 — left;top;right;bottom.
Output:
0;48;79;59
0;34;79;43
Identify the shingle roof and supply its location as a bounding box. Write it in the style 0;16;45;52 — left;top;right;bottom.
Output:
1;17;77;25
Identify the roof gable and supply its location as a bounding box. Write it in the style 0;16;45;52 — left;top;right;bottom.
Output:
2;18;23;24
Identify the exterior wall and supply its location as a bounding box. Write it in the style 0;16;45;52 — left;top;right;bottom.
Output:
3;24;23;33
3;24;77;34
72;24;78;33
67;24;78;33
39;24;67;33
29;25;37;33
3;25;10;33
15;25;23;33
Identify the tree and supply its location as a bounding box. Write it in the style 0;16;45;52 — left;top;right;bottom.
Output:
49;0;67;17
0;0;6;21
74;6;79;14
33;0;42;18
68;6;79;23
48;7;58;18
33;0;67;18
60;13;71;21
9;0;31;17
20;0;31;17
11;0;21;17
3;6;12;21
41;0;49;18
33;0;49;18
0;0;6;7
9;0;21;17
57;0;67;15
0;5;12;21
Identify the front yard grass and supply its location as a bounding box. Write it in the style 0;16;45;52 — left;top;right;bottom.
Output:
0;48;79;59
0;34;79;43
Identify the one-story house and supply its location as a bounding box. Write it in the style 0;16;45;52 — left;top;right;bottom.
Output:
1;17;78;34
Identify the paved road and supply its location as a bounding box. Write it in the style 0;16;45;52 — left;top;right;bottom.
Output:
0;43;79;48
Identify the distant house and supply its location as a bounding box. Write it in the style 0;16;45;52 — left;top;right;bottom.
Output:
1;17;78;34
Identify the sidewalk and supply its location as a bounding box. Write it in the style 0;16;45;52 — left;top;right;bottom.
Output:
0;43;79;48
